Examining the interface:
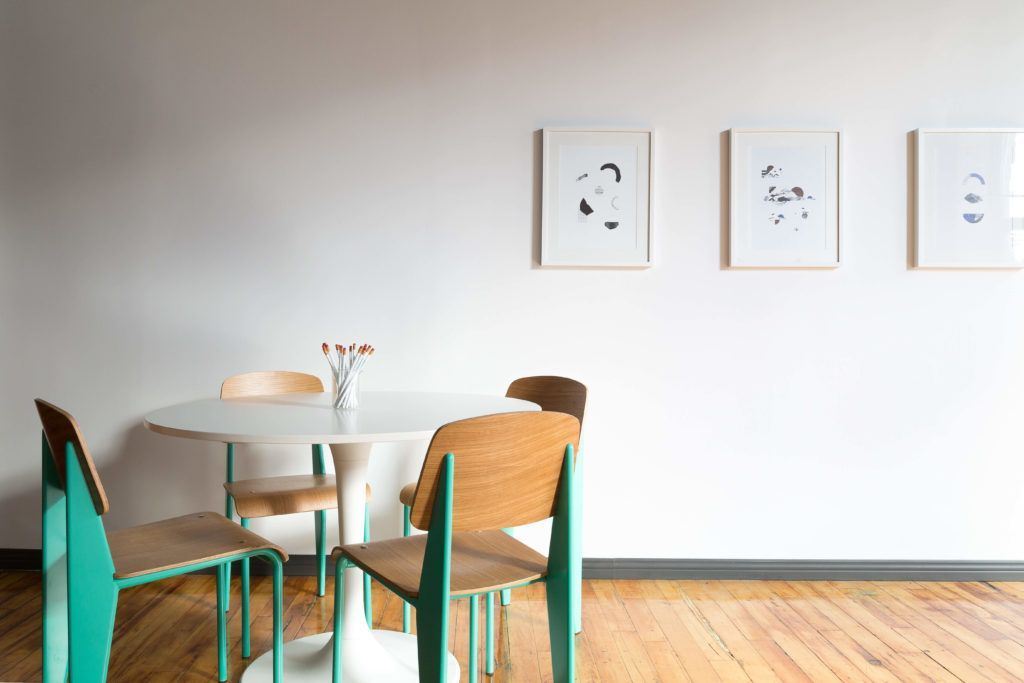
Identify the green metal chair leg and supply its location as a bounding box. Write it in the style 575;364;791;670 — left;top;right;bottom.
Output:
65;447;119;683
402;505;411;633
469;595;479;683
486;592;494;675
546;574;575;683
216;564;228;681
271;554;284;683
68;580;118;682
224;444;235;613
333;560;346;683
316;508;327;597
313;444;329;601
546;446;576;683
41;435;68;683
415;592;450;682
222;562;232;612
241;518;252;658
416;452;454;683
500;527;513;607
363;501;372;627
572;451;583;634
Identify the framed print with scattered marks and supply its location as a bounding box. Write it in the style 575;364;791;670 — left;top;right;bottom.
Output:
729;128;841;268
541;127;652;267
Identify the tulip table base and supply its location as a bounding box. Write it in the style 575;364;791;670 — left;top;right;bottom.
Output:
241;441;460;682
240;630;459;682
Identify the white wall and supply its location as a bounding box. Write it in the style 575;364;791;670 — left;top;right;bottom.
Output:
3;0;1024;560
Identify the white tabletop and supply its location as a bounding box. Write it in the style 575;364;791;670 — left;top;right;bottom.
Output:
143;390;538;444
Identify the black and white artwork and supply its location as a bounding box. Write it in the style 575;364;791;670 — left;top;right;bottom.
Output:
542;129;652;267
916;129;1024;268
559;147;636;247
730;129;840;268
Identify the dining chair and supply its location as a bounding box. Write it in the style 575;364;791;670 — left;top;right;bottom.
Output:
397;375;587;671
37;399;286;683
220;370;373;657
333;410;580;683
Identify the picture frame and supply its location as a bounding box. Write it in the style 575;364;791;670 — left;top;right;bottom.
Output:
541;127;653;267
729;128;841;268
914;128;1024;269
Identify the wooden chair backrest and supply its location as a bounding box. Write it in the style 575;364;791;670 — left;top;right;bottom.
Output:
409;411;580;532
220;370;324;399
506;376;587;426
35;399;110;515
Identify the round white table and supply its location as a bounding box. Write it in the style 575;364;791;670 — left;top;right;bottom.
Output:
144;390;539;682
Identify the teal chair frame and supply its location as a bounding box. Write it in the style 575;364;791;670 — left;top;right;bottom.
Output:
336;446;577;683
41;435;285;683
401;375;586;675
223;442;372;655
400;451;583;675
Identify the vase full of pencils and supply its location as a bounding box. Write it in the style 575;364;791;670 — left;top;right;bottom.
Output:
333;372;360;409
323;342;375;410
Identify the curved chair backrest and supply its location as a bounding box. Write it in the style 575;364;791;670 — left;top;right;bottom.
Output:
409;411;580;532
221;371;324;399
35;399;109;515
506;376;587;426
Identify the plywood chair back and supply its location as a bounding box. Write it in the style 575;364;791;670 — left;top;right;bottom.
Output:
408;411;580;532
35;399;109;515
220;370;324;399
506;376;587;425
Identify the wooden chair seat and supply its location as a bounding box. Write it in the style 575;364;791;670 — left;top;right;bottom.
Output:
107;512;288;579
224;475;371;519
398;482;415;507
333;529;547;598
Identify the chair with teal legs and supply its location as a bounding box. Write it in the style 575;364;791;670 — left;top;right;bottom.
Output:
337;410;581;683
397;375;586;674
37;399;287;683
220;370;373;659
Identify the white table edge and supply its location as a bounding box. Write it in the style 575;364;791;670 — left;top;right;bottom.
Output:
142;418;437;445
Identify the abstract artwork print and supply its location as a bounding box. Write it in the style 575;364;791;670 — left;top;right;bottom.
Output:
542;128;652;267
916;129;1024;268
557;144;637;252
730;129;840;268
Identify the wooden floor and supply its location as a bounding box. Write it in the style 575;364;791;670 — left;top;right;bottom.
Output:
4;571;1024;681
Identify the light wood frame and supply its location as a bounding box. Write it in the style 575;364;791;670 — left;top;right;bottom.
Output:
729;127;843;269
541;126;654;268
913;127;1024;269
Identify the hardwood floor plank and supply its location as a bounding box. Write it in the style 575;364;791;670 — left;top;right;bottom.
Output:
650;580;727;681
9;573;1024;682
786;581;938;682
581;580;637;682
679;580;780;682
591;580;659;682
504;585;544;683
871;581;1022;682
720;581;843;682
573;630;605;683
881;582;1024;677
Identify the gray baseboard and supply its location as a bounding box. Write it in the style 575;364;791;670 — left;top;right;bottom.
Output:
582;558;1024;581
5;549;1024;581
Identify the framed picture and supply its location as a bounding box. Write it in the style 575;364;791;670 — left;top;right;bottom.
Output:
729;128;841;268
541;127;652;267
915;128;1024;269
